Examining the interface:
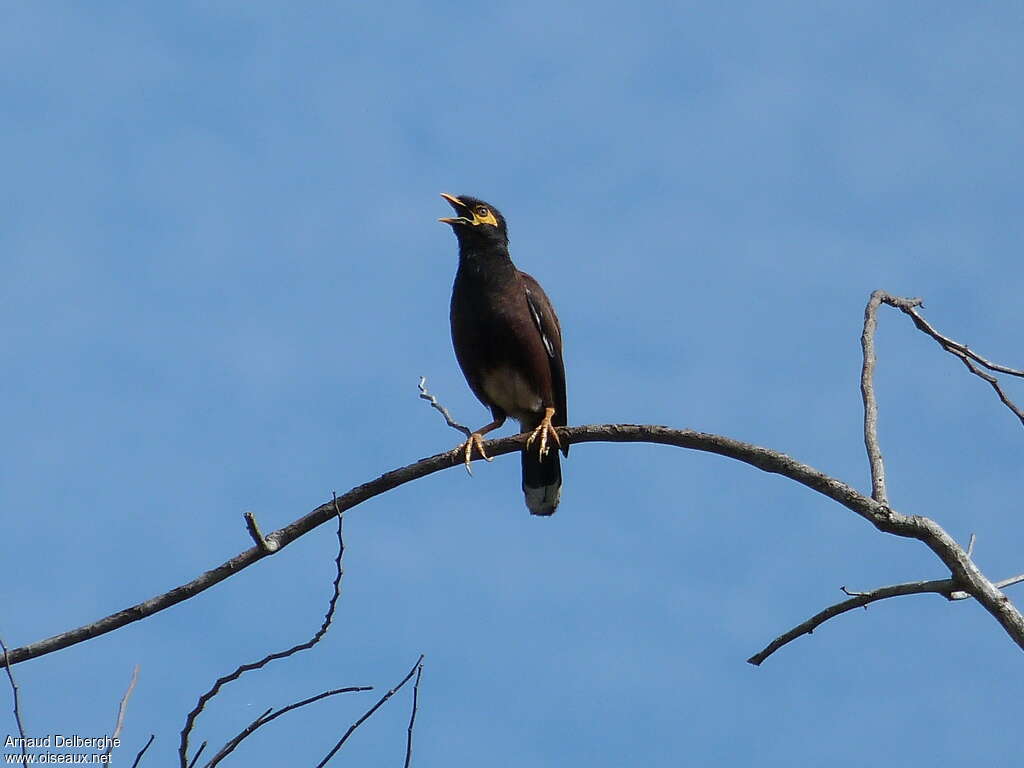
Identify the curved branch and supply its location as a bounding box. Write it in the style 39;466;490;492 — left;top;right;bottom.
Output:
749;570;1024;665
749;578;960;666
3;424;1023;668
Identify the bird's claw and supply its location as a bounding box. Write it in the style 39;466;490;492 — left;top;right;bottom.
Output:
458;432;493;476
525;408;561;458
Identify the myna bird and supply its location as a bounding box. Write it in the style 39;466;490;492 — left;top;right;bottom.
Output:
439;193;568;516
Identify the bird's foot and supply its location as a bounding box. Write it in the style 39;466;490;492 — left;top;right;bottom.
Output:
456;432;493;476
525;407;561;458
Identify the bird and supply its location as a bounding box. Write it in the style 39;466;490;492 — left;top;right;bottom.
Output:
439;193;568;515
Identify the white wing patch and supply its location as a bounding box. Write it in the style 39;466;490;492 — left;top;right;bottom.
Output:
524;287;555;358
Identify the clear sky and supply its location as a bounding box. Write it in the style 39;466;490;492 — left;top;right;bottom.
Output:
3;2;1024;766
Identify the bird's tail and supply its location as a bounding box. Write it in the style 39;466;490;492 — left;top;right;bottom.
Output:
522;447;561;516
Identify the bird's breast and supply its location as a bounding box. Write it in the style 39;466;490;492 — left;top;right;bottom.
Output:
479;365;543;424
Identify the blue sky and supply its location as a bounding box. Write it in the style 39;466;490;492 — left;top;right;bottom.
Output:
3;2;1024;766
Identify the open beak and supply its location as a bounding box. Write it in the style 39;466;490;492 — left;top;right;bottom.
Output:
438;193;471;225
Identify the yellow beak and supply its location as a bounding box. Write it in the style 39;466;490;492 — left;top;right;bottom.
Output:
438;192;469;224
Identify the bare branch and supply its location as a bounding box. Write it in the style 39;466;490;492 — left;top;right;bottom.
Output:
884;295;1024;377
131;734;155;768
955;354;1024;426
418;376;471;438
315;655;425;768
749;569;1024;665
1;635;28;765
404;661;424;768
203;686;373;768
103;664;139;757
993;573;1024;591
876;292;1024;426
187;742;206;768
179;497;348;768
860;291;915;504
750;579;957;665
5;423;1024;669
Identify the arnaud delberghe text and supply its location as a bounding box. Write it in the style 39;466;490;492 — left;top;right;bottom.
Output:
5;735;120;750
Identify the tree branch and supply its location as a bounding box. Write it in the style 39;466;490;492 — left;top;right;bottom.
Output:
202;686;373;768
315;654;424;768
131;734;155;768
875;291;1024;426
1;635;28;765
748;572;1024;665
418;377;470;438
748;579;959;666
4;423;1024;668
103;664;139;757
404;660;424;768
179;497;349;768
861;290;916;504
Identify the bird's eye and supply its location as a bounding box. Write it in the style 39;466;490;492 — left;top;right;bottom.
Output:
476;207;489;218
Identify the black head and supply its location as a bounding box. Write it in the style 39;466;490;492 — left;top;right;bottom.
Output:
438;193;509;249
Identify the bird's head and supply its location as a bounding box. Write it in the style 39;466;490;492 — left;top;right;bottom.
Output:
438;193;508;248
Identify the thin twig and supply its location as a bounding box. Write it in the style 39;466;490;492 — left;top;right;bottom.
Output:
877;292;1024;426
418;377;471;438
966;533;976;559
178;495;348;768
404;661;424;768
203;686;373;768
995;573;1024;589
886;296;1024;376
749;571;1024;665
839;586;868;597
187;741;206;768
0;635;28;765
956;354;1024;426
131;734;155;768
315;654;425;768
104;664;140;757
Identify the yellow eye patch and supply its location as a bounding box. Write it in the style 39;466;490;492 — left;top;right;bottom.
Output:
472;208;499;227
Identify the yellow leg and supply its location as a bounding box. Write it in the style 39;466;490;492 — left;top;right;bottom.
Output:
456;417;505;476
525;407;561;458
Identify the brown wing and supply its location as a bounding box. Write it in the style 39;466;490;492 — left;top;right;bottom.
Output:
519;271;568;455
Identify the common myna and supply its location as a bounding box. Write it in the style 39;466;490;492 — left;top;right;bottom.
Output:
439;193;568;516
